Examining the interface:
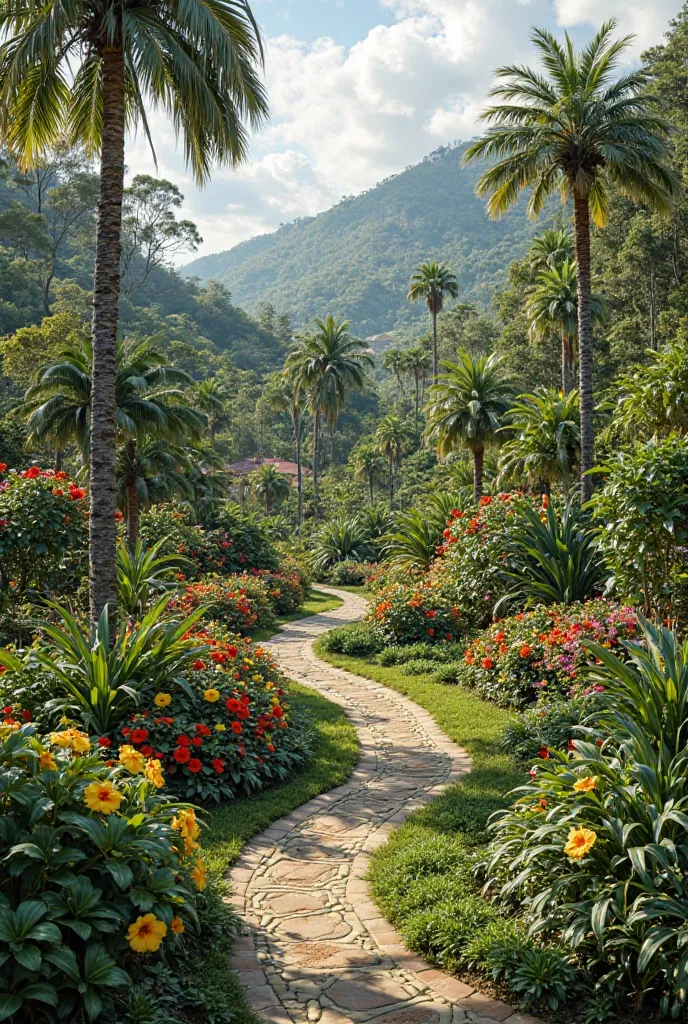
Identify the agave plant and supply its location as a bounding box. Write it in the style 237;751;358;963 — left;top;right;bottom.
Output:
312;517;374;571
381;492;464;570
0;597;206;734
495;499;607;612
117;538;190;617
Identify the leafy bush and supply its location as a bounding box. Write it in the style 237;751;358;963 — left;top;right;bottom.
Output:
222;573;276;629
324;560;377;587
115;629;311;803
312;516;374;571
170;579;260;634
367;579;463;645
116;539;188;617
317;622;383;657
489;618;688;1018
403;894;502;972
0;466;88;597
503;696;594;761
0;722;203;1022
376;642;464;666
399;658;448;676
245;568;306;615
460;599;637;707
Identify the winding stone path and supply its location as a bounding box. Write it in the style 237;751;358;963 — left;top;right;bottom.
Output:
228;588;537;1024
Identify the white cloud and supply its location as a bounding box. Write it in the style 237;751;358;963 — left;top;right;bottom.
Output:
127;0;679;261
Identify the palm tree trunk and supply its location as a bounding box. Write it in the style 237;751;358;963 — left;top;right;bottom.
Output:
432;310;438;383
472;444;484;502
561;329;569;395
388;454;394;510
573;194;595;503
414;374;420;425
313;412;320;522
126;482;139;550
55;448;63;472
295;411;303;532
89;37;126;628
369;475;374;506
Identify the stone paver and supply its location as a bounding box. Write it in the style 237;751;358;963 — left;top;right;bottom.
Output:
228;588;537;1024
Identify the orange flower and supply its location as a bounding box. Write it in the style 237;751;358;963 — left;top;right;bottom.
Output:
573;775;598;793
170;915;185;935
128;914;167;953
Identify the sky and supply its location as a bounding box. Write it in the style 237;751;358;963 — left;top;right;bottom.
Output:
124;0;684;263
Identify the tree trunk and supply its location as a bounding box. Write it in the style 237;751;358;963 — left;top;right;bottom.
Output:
414;374;420;424
313;412;320;522
472;444;484;502
295;410;303;532
89;37;126;628
432;310;438;383
369;475;374;506
573;193;595;503
388;454;394;510
55;448;63;472
561;329;569;395
126;481;139;550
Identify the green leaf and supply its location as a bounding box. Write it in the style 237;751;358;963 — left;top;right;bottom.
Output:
0;994;23;1021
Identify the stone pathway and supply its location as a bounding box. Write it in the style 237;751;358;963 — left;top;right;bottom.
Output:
228;588;536;1024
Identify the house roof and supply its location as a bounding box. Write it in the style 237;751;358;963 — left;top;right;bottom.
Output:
225;457;311;478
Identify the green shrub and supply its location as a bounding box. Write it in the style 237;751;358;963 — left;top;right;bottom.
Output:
503;697;593;761
403;895;502;971
318;622;383;657
171;579;259;634
509;946;583;1011
399;659;447;676
324;560;377;587
0;723;203;1022
312;516;374;571
376;642;464;666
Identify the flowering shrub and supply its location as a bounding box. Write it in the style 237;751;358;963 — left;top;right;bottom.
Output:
0;721;203;1021
459;600;637;707
113;628;311;802
170;578;260;634
247;568;307;614
226;572;276;627
325;560;377;587
0;465;88;596
366;578;463;645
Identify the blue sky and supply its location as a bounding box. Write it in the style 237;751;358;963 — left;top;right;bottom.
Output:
125;0;682;261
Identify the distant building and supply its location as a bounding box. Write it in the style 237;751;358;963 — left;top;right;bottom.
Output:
225;457;311;483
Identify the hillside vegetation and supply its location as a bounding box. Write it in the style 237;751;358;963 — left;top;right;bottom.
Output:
182;143;550;336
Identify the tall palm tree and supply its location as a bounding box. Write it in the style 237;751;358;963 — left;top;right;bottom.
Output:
21;336;204;546
117;438;193;546
425;351;515;501
0;0;267;625
382;347;407;398
351;442;386;505
528;228;574;274
403;346;432;425
527;261;606;395
285;316;373;520
375;414;411;510
464;20;678;501
250;463;290;515
497;388;581;494
407;261;459;383
195;378;230;443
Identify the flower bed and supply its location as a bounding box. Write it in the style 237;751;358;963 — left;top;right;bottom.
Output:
460;600;637;707
170;578;260;633
112;628;311;803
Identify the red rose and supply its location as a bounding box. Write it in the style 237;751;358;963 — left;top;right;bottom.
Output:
131;728;148;744
140;745;154;757
237;707;250;720
212;759;224;773
121;727;131;737
188;758;202;773
98;736;112;748
226;698;241;713
176;735;190;747
191;736;202;747
196;724;211;736
231;721;242;734
173;747;191;763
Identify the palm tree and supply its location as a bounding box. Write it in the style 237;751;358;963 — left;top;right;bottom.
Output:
273;369;307;530
382;347;407;398
351;441;386;505
497;388;580;494
425;351;515;501
250;463;290;515
375;414;411;510
117;438;193;546
195;378;230;443
408;262;459;383
527;261;606;395
286;316;373;520
404;346;432;425
21;336;204;546
528;228;574;274
0;0;267;625
464;20;678;501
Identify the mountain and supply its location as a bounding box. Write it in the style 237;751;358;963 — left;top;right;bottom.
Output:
182;142;550;338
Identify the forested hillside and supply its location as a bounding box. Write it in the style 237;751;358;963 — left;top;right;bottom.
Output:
182;142;550;336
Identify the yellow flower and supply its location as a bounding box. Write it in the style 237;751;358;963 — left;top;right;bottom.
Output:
564;826;597;860
144;759;165;789
70;731;91;754
119;745;145;774
49;730;74;749
191;857;206;891
204;688;220;703
573;776;598;793
84;780;123;815
172;808;201;856
127;913;167;953
154;692;172;708
39;751;57;771
170;915;185;935
215;723;226;732
265;681;274;690
252;674;262;682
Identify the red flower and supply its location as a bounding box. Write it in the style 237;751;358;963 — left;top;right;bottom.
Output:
196;724;211;736
481;657;493;670
427;628;435;636
23;466;41;479
191;736;202;747
176;734;191;747
538;748;549;759
212;759;224;773
114;510;123;522
529;768;537;778
519;645;532;659
55;471;67;480
2;706;12;715
68;485;86;500
98;736;112;748
568;739;576;751
226;698;241;713
193;660;206;671
121;727;131;737
0;463;6;473
237;706;250;720
173;747;191;763
131;728;148;744
210;651;226;663
20;709;32;721
267;743;275;753
188;758;202;773
231;721;243;734
140;745;154;757
227;646;238;658
272;706;283;719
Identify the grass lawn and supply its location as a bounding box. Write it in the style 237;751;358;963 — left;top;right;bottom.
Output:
314;644;524;978
250;588;344;642
328;584;368;595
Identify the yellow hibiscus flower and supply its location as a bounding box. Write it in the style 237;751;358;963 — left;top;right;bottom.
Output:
172;808;201;855
204;688;220;703
84;780;123;815
573;776;598;793
70;731;91;754
39;751;57;771
119;745;145;774
127;914;167;953
564;826;597;860
191;857;206;891
49;730;74;749
154;692;172;708
144;759;165;789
